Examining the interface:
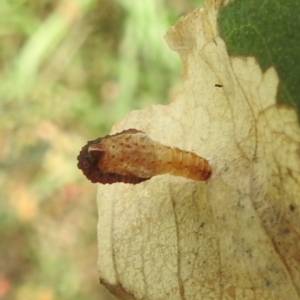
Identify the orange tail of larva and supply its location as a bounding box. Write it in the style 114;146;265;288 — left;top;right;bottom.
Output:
77;129;211;184
153;144;211;181
171;147;211;181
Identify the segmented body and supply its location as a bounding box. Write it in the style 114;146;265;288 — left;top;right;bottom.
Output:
77;129;211;184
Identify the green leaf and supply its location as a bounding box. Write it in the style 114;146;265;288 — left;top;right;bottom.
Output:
218;0;300;115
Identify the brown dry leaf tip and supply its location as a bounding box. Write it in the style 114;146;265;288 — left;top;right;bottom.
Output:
77;128;212;184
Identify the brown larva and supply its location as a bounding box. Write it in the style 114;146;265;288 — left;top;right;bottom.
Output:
77;129;211;184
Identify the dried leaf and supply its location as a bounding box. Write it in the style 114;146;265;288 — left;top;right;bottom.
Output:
96;1;300;299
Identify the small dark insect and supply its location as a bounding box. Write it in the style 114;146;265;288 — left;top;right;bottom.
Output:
77;129;212;184
215;84;223;87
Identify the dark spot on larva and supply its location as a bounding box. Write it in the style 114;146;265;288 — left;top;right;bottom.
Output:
265;280;271;287
289;204;295;212
215;84;223;87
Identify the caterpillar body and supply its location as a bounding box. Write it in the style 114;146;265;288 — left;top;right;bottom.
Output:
77;129;211;184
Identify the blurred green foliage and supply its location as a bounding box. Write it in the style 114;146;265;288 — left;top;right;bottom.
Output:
0;0;203;299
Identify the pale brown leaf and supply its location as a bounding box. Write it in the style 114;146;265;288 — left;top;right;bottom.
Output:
96;1;300;299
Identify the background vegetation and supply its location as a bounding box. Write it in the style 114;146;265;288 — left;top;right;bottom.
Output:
0;0;204;299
